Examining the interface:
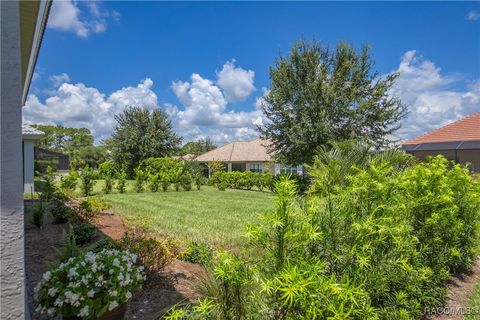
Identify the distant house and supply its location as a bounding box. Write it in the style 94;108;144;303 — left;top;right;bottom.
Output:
22;124;44;193
401;112;480;172
172;153;196;162
195;138;303;176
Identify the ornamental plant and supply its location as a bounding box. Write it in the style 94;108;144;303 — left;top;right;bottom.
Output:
35;249;145;319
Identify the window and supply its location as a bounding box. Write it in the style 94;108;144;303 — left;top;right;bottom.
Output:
250;163;263;173
280;164;298;175
231;163;246;172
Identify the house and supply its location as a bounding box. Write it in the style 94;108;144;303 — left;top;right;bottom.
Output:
195;138;303;176
35;147;70;171
1;0;51;318
172;153;196;162
401;112;480;172
22;124;44;193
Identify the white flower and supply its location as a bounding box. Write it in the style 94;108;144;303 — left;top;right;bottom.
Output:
43;271;51;281
118;273;124;281
109;269;114;275
108;300;119;311
47;287;57;297
113;258;120;267
109;290;118;296
87;289;95;298
125;291;132;300
47;308;54;315
78;305;89;317
54;298;64;307
68;267;78;279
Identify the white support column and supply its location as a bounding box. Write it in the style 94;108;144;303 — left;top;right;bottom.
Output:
227;163;232;172
246;163;250;171
23;140;35;194
1;1;26;319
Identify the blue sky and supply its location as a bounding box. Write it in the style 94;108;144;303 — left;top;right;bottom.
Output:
25;1;480;144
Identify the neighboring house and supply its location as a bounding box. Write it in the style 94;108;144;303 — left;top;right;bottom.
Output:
22;124;44;193
195;138;304;176
172;153;196;162
1;1;51;318
401;112;480;172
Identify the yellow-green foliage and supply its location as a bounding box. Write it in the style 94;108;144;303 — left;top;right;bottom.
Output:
166;156;480;320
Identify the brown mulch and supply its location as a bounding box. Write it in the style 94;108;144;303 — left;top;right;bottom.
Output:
431;257;480;320
25;202;204;320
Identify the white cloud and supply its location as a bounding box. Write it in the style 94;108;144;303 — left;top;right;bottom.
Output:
48;0;118;38
466;10;480;21
169;64;263;144
216;60;256;103
50;73;71;87
393;50;480;140
23;78;159;142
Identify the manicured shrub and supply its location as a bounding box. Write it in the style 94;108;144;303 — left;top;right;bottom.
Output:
148;174;160;192
160;175;170;192
76;197;111;223
73;223;96;244
98;160;119;179
180;173;192;191
134;168;146;193
39;165;56;200
80;165;96;196
103;176;113;194
116;170;127;193
181;241;213;266
194;173;204;190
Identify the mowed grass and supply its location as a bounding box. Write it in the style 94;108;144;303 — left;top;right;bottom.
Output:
464;280;480;319
102;186;274;247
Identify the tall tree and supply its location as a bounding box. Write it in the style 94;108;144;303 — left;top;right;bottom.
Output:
110;106;182;176
180;137;217;156
33;125;94;153
257;40;407;165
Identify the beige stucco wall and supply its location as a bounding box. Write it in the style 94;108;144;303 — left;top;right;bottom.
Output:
1;1;26;319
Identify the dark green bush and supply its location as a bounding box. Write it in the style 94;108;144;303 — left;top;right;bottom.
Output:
87;237;123;253
181;241;213;266
180;173;192;191
134;168;146;193
32;204;45;228
73;223;96;244
50;204;72;224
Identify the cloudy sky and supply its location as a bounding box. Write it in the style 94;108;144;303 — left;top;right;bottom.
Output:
25;1;480;144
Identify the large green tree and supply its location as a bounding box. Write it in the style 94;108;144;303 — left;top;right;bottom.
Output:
33;125;94;153
110;106;182;176
180;137;217;156
257;40;407;165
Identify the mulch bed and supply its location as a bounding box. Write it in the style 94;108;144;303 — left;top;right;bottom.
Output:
25;201;204;320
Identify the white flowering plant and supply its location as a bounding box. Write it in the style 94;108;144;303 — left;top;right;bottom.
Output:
35;249;145;319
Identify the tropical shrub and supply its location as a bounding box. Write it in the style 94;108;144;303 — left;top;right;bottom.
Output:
32;204;46;228
60;170;79;192
55;225;82;262
116;170;127;193
76;197;111;223
160;174;170;192
103;176;113;194
73;223;96;244
148;174;160;192
181;241;213;266
80;165;96;196
98;161;119;179
167;155;480;320
39;165;56;200
35;249;144;319
180;173;192;191
121;228;179;272
50;203;73;224
134;168;146;193
140;157;183;177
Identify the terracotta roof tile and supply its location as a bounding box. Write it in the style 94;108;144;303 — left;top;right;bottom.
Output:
403;112;480;145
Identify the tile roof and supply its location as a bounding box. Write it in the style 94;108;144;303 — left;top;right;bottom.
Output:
195;138;273;162
403;112;480;145
22;123;44;139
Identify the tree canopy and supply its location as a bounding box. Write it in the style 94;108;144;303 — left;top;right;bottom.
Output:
180;137;217;156
109;106;182;176
33;125;94;153
257;40;407;165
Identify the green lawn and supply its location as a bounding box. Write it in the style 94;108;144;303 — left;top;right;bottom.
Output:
464;280;480;320
103;186;274;247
